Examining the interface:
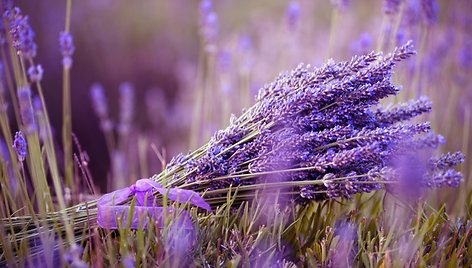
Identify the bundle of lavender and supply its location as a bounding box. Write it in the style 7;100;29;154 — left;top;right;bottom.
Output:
160;41;463;202
1;42;464;262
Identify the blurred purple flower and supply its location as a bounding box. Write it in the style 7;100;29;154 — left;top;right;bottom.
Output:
217;50;231;73
118;82;135;136
199;0;218;53
237;34;253;72
384;0;402;15
63;243;87;268
199;0;212;16
4;6;37;58
350;32;372;55
12;131;26;162
89;83;112;132
112;150;127;189
27;64;43;83
458;40;472;70
404;0;422;26
286;1;300;31
17;86;36;134
331;222;357;267
421;0;439;26
59;31;75;68
122;254;135;268
89;83;108;119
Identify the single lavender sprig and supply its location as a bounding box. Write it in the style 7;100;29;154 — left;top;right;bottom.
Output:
199;0;218;53
89;83;112;132
17;86;36;134
59;31;75;68
4;6;37;58
12;131;26;162
286;1;301;31
118;82;134;136
27;64;43;83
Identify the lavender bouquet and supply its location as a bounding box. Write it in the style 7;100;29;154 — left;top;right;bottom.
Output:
2;41;464;263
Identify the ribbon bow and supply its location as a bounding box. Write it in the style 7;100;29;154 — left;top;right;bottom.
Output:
97;179;211;229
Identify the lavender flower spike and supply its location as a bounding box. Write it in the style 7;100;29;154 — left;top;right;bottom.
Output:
90;83;112;132
286;1;301;31
4;6;37;58
59;31;75;68
27;64;43;83
17;86;36;134
12;131;26;162
118;82;135;135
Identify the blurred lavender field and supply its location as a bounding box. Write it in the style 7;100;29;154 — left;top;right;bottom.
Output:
1;0;472;266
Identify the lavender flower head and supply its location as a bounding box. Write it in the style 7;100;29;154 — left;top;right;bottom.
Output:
27;64;43;83
90;83;112;132
199;0;218;53
17;86;36;134
63;243;87;268
59;31;75;68
118;82;134;136
12;131;26;162
384;0;402;15
421;0;439;26
4;6;37;58
163;41;463;205
286;1;301;31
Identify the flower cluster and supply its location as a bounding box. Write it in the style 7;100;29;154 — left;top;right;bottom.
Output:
59;31;75;68
12;131;26;162
165;42;464;202
3;5;37;58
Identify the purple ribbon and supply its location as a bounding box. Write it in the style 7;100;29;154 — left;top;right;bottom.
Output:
97;178;211;229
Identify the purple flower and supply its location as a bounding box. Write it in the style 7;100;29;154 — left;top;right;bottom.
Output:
59;31;75;68
63;244;87;268
89;83;108;118
384;0;402;15
286;1;301;31
4;6;37;58
350;32;372;55
458;40;472;70
199;0;212;16
27;64;43;83
12;131;26;162
199;0;218;53
17;86;36;134
118;82;134;136
421;0;439;26
331;222;357;266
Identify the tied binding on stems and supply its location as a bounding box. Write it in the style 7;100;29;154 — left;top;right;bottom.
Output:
96;178;212;229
